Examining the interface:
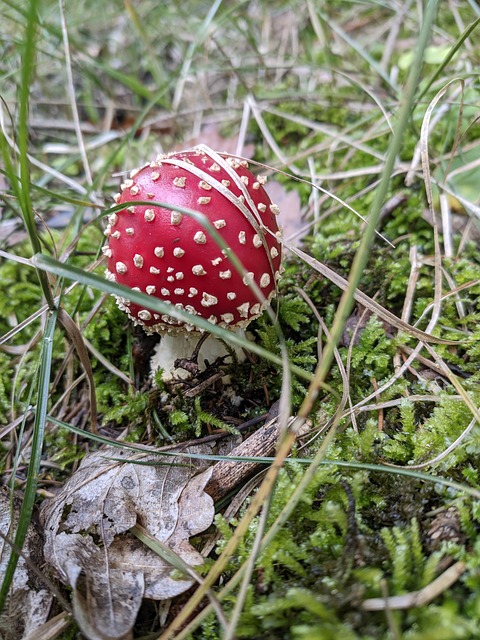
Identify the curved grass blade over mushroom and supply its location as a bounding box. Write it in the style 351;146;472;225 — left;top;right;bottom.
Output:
31;253;315;383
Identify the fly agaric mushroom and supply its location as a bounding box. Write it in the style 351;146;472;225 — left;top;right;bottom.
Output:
104;145;283;380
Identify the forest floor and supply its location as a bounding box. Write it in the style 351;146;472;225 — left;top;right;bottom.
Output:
1;1;480;639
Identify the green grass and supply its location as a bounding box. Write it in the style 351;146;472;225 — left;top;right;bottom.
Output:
1;0;480;639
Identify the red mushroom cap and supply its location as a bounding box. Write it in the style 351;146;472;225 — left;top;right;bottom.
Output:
104;146;283;333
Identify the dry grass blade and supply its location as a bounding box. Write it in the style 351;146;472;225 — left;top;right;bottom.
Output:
82;338;133;386
222;495;271;640
57;309;97;432
248;96;302;173
131;523;229;632
22;613;72;640
263;104;389;160
246;158;395;247
420;81;456;320
284;241;455;345
295;286;351;436
171;0;223;110
59;0;93;188
362;561;466;611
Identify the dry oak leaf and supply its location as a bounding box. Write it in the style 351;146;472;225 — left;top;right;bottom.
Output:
0;487;53;640
40;446;214;640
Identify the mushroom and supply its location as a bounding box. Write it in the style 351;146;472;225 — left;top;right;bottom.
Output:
104;145;283;380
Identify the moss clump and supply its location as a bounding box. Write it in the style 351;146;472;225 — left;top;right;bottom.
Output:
198;461;480;639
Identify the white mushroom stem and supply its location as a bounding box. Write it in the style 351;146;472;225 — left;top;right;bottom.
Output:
150;332;246;382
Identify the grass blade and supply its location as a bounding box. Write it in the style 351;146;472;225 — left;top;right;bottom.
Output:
31;252;315;383
417;17;480;101
0;0;55;309
0;308;58;609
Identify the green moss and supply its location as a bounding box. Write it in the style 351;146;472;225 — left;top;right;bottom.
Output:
197;455;480;639
102;391;149;427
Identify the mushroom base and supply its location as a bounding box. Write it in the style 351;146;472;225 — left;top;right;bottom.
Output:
150;332;247;382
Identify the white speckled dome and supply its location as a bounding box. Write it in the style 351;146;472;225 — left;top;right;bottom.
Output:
104;146;283;333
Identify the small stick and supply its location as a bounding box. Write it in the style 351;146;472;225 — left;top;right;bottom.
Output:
205;416;284;502
361;560;466;611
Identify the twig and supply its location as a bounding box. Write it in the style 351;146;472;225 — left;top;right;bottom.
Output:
205;416;286;502
23;612;72;640
362;561;466;610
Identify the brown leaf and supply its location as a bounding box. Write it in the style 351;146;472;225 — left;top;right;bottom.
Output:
264;180;303;245
0;487;53;640
40;446;214;640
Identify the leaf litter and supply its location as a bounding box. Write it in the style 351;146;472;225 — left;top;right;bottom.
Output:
0;487;53;640
40;445;214;640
